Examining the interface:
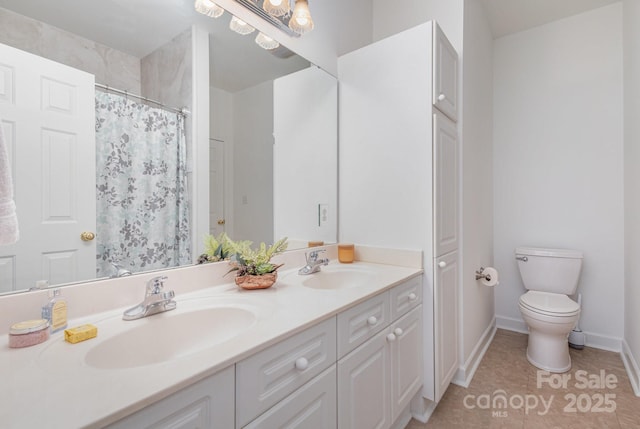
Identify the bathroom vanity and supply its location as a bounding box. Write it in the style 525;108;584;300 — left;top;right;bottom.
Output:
0;247;422;428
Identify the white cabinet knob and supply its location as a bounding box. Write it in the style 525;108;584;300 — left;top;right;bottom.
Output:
408;293;417;301
394;328;404;337
295;357;309;371
438;261;447;268
386;333;396;342
438;93;446;101
367;316;378;326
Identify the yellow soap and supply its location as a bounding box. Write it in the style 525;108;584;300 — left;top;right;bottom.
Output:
64;324;97;344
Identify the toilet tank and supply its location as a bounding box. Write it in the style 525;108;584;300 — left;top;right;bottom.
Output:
515;247;583;294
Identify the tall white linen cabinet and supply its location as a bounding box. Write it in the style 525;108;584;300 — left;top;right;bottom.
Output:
339;20;460;406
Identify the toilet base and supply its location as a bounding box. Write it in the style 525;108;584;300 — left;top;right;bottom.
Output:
525;331;572;373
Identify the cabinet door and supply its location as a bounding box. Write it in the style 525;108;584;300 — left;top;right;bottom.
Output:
434;252;459;402
432;23;458;121
433;110;458;257
389;305;423;422
338;329;391;429
106;366;234;429
244;365;336;429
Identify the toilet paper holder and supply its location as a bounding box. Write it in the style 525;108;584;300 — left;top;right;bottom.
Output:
475;267;492;281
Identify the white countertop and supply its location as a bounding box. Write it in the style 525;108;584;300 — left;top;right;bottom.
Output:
0;260;421;429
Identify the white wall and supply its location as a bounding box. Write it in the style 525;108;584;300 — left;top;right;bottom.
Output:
623;0;640;393
232;81;274;244
273;67;338;246
372;0;464;54
457;0;494;384
493;4;624;349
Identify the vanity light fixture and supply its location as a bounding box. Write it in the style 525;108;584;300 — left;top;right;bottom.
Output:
288;0;314;34
230;16;256;35
194;0;224;18
262;0;290;17
255;32;280;50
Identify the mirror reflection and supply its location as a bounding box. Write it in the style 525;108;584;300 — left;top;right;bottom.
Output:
0;0;337;295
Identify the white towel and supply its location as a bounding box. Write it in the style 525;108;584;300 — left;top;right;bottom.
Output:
0;118;18;245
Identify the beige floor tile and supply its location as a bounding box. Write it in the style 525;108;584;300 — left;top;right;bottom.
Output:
408;329;640;429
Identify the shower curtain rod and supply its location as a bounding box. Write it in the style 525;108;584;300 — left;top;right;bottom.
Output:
95;83;190;116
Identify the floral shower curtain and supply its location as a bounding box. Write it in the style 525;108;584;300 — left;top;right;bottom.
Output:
95;91;190;277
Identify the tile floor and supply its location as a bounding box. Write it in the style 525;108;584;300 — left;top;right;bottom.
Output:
407;329;640;428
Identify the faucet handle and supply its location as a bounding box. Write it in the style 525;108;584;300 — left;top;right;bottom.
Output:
307;249;326;262
146;276;168;295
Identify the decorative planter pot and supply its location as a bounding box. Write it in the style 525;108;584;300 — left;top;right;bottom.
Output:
235;272;278;290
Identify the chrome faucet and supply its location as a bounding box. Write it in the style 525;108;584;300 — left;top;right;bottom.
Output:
110;262;132;278
122;276;177;321
298;249;329;275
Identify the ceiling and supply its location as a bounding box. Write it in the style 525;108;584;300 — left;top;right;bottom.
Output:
480;0;621;38
0;0;309;92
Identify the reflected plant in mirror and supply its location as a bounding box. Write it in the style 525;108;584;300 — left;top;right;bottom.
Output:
0;0;337;295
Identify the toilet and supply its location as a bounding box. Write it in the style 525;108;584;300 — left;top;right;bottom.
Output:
515;247;582;373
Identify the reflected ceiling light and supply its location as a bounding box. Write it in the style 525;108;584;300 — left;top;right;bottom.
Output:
255;32;280;50
229;16;256;35
194;0;224;18
262;0;290;17
288;0;314;35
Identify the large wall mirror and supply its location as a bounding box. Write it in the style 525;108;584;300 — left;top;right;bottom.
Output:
0;0;337;295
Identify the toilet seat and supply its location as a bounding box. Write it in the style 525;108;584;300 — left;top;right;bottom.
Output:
519;291;580;317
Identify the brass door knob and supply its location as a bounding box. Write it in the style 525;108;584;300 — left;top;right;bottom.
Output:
217;219;225;225
80;231;96;241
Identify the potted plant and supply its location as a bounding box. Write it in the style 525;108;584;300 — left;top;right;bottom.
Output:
226;237;288;289
196;233;233;264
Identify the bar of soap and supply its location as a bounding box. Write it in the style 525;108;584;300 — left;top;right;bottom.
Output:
64;324;97;344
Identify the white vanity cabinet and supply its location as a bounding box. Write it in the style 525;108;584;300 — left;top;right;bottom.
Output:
106;365;235;429
337;279;423;429
105;276;422;429
339;20;459;404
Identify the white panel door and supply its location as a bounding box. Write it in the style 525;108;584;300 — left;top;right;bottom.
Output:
337;329;391;429
433;110;458;257
434;251;459;402
432;23;458;122
390;305;423;422
209;138;225;236
0;43;95;292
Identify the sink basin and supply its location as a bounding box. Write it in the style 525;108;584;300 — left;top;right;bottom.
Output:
301;266;376;290
84;306;256;369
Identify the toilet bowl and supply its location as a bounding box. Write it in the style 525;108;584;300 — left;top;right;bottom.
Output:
515;247;583;373
519;290;580;372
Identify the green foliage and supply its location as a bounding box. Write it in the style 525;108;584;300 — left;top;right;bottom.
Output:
197;233;233;264
227;237;288;276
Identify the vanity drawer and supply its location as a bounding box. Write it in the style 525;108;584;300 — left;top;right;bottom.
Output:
236;317;336;428
243;365;336;429
337;291;390;359
390;276;422;320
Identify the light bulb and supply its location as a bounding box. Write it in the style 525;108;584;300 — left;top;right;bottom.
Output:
194;0;224;18
288;0;314;35
263;0;290;18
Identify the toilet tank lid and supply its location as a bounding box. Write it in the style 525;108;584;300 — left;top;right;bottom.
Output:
515;247;583;259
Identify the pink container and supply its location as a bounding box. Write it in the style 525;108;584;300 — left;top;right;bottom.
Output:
8;319;50;348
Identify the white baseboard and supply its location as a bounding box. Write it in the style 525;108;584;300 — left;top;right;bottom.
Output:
410;393;437;423
621;340;640;396
452;319;496;387
495;315;528;334
496;315;621;352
